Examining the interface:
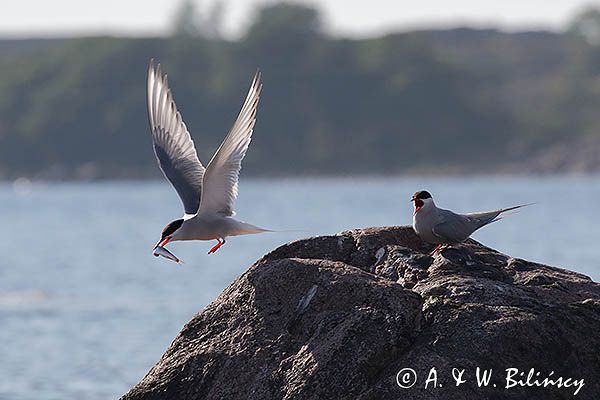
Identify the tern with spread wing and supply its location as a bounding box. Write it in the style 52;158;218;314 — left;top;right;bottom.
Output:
411;190;528;254
148;60;268;261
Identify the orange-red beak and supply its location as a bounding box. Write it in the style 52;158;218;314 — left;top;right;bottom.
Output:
155;236;171;249
411;197;423;215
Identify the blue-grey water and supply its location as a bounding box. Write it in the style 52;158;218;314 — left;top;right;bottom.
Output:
0;176;598;400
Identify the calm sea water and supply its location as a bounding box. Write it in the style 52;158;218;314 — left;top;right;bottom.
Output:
0;176;598;400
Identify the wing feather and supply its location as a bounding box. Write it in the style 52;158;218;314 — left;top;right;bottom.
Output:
431;209;478;243
147;60;205;215
433;204;529;243
198;71;262;216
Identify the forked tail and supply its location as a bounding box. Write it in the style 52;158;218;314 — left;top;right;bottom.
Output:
232;221;306;236
491;203;535;222
470;203;534;228
233;221;272;235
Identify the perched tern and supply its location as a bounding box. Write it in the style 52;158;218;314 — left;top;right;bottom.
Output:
411;190;528;254
148;60;268;261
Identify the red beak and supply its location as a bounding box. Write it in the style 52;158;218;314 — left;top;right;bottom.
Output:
155;236;171;248
411;198;423;215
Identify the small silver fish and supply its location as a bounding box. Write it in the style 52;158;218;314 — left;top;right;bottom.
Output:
153;246;183;264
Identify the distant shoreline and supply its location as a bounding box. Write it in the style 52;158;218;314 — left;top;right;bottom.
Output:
2;25;600;185
2;171;600;186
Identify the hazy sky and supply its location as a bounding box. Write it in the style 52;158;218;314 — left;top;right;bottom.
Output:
1;0;599;38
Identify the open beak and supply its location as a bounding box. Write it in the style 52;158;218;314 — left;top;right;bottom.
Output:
411;198;423;215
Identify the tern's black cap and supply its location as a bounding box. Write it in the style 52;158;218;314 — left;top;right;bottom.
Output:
412;190;432;200
162;219;184;239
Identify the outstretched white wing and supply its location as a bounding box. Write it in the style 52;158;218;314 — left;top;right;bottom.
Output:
198;71;262;216
147;60;205;215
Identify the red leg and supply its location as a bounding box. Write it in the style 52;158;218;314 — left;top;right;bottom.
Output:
431;244;449;255
208;239;221;254
208;238;226;254
430;244;443;255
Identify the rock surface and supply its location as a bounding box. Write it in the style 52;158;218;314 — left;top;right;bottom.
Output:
122;227;600;400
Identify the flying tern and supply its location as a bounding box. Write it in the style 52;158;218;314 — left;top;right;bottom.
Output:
148;60;268;261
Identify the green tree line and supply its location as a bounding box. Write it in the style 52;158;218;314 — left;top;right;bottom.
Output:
0;2;599;179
